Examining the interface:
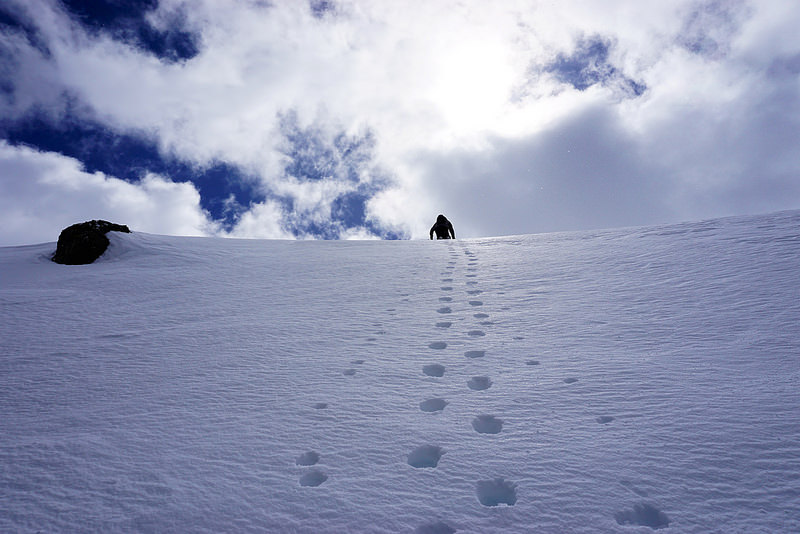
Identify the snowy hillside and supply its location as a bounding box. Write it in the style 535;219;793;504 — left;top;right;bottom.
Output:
1;211;799;533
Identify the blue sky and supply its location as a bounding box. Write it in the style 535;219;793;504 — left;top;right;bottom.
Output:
1;0;799;245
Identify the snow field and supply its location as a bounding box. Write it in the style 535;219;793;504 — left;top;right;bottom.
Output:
1;211;800;532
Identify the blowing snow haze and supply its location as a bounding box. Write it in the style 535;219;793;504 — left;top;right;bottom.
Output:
1;0;800;245
1;209;800;531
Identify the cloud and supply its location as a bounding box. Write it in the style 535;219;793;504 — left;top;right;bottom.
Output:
416;105;672;237
1;0;799;242
0;141;216;245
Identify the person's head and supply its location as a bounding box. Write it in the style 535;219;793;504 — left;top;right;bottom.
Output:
437;214;447;223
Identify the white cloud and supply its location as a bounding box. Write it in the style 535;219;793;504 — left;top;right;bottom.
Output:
0;142;216;246
226;200;291;239
2;0;800;240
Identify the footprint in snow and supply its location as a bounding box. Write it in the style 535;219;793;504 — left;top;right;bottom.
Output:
467;376;491;390
439;297;453;302
466;281;478;285
423;364;445;377
465;274;477;278
299;469;328;487
352;359;365;365
469;301;484;306
420;398;448;412
313;403;328;409
415;521;456;534
441;278;453;282
614;503;670;529
441;286;453;291
467;290;482;295
296;451;320;466
467;330;485;337
464;350;485;359
435;322;452;328
428;341;447;350
408;445;444;468
343;369;356;376
474;313;489;319
526;360;540;366
563;377;579;384
597;416;615;424
472;415;503;434
476;478;517;506
437;307;452;314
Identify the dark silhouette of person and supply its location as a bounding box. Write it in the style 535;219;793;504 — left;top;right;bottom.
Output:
430;214;455;239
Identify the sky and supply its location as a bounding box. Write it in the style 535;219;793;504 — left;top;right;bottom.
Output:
1;0;799;245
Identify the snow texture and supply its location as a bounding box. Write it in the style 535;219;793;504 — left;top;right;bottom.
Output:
2;210;800;532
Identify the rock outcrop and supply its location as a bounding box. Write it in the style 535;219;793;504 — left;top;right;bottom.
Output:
52;220;131;265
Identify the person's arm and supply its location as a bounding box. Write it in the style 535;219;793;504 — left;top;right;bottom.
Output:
430;226;435;240
449;222;455;239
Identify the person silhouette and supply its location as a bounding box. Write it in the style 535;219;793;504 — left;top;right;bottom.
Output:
430;214;455;240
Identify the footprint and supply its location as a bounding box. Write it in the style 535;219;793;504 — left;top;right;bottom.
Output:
613;503;670;529
313;403;328;409
415;521;456;534
472;415;503;434
299;469;328;487
473;313;489;319
467;376;492;390
408;445;444;468
476;478;517;506
469;301;484;306
439;297;453;302
343;369;356;376
423;364;445;377
441;278;453;282
428;341;447;350
296;451;320;466
467;290;482;295
437;307;452;314
526;360;540;366
466;281;478;285
441;286;453;291
464;350;485;359
479;321;494;326
467;330;485;337
563;378;579;384
352;359;365;365
435;322;452;328
597;416;615;424
465;274;477;278
420;398;448;412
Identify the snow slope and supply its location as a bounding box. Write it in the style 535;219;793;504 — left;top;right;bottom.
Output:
1;211;799;533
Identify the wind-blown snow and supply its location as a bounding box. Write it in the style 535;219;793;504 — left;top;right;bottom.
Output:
1;211;799;532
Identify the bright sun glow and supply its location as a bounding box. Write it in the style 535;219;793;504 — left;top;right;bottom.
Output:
429;39;517;137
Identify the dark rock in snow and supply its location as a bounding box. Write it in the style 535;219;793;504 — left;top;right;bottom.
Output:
52;220;130;265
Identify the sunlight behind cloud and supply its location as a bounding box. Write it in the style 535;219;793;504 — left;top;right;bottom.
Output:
428;38;517;140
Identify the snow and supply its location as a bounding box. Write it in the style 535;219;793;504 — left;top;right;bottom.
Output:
2;210;800;533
